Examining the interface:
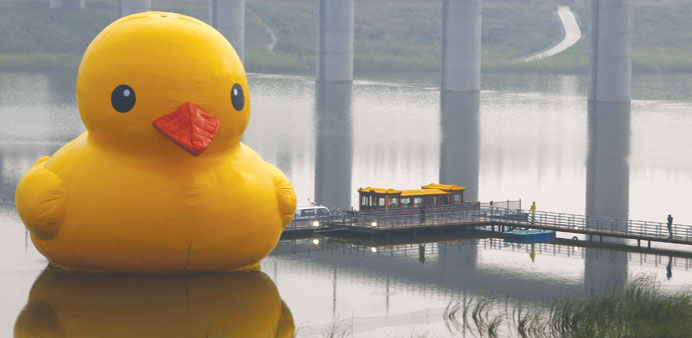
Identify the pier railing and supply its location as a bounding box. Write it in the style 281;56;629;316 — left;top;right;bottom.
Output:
286;203;692;244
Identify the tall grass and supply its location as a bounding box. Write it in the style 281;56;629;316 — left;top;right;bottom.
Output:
444;275;692;338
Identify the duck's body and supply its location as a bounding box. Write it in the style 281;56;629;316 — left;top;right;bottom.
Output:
19;132;290;273
15;12;296;273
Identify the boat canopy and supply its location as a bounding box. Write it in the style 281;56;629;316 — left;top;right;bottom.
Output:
420;183;465;192
358;183;466;211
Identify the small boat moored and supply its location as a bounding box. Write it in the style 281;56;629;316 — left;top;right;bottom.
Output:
504;229;555;243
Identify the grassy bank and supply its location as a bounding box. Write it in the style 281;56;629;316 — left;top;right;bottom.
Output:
312;275;692;338
443;276;692;338
1;0;691;75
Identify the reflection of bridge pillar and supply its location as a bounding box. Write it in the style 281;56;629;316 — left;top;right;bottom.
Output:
314;82;353;209
588;0;632;103
438;241;477;273
47;72;77;104
0;152;7;209
585;247;628;295
440;92;480;201
210;0;245;62
49;0;85;8
441;0;481;92
584;101;630;294
316;0;354;82
119;0;150;17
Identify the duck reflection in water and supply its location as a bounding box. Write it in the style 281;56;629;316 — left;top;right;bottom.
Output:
14;267;294;338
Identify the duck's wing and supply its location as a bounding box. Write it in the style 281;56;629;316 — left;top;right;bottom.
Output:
264;162;296;228
15;156;66;240
275;300;295;338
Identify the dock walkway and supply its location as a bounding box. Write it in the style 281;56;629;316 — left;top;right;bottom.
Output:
285;205;692;248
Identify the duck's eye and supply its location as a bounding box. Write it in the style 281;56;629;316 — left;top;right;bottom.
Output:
231;83;245;111
111;84;136;113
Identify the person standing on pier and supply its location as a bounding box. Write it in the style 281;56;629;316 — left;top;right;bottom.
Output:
530;202;536;224
667;214;674;239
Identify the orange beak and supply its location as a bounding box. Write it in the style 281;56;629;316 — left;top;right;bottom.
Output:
153;102;220;156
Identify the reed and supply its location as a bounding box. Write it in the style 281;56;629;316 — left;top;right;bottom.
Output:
445;275;692;338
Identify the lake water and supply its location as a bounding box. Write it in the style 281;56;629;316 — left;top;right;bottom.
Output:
2;71;692;337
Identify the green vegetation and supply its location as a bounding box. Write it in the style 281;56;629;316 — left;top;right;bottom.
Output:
1;0;692;75
444;276;692;338
310;275;692;338
245;0;564;75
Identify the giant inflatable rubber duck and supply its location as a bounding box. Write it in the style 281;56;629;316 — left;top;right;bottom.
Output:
15;12;297;273
14;268;295;337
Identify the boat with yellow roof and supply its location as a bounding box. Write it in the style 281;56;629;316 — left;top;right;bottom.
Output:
357;183;466;212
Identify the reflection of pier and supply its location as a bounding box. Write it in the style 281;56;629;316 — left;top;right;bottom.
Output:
271;235;692;311
275;238;692;272
272;238;580;302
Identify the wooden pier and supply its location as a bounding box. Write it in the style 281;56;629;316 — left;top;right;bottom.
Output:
284;205;692;249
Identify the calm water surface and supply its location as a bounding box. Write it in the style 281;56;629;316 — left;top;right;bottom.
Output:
1;71;692;336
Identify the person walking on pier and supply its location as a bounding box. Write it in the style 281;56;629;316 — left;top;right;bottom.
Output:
667;214;674;239
530;202;536;224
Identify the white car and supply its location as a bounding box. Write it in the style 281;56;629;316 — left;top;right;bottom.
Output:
293;205;330;227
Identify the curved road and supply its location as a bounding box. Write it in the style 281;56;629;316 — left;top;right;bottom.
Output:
523;6;582;62
249;10;278;52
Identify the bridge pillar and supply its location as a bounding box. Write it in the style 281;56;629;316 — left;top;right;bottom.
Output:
314;81;353;210
316;0;354;83
588;0;632;103
119;0;150;17
210;0;245;62
440;91;480;201
441;0;482;93
586;102;630;228
584;101;630;295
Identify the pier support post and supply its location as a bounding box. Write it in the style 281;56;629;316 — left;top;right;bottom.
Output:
211;0;245;62
441;0;482;93
119;0;150;17
316;0;354;82
588;0;632;103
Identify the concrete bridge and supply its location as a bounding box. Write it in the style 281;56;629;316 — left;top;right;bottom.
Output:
52;0;631;105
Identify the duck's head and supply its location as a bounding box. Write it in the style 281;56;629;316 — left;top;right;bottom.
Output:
76;12;249;157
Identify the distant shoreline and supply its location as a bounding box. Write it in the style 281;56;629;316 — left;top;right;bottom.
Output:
3;52;691;76
2;0;692;75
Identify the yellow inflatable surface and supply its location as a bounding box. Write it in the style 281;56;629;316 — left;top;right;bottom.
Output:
14;268;295;338
14;12;296;273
